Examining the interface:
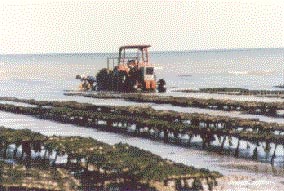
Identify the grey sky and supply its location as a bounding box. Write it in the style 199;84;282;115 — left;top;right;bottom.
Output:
0;0;283;54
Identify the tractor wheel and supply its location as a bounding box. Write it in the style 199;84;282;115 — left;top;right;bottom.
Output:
126;79;138;92
92;84;97;91
96;68;110;91
118;71;128;92
157;79;166;93
114;71;127;92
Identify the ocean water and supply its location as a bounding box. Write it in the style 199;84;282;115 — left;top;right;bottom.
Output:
0;48;283;100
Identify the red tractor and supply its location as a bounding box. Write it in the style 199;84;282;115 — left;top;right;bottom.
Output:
76;45;166;93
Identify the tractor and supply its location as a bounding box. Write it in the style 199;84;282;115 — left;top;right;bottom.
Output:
76;45;166;93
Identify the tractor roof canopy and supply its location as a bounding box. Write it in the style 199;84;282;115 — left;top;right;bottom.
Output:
118;45;151;66
119;45;151;52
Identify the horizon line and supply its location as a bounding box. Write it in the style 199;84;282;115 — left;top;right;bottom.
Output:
1;47;283;56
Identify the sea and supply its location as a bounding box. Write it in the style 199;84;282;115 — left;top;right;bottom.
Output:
0;48;283;99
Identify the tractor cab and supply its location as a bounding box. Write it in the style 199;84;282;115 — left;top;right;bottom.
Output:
118;45;151;66
115;45;157;91
114;45;153;74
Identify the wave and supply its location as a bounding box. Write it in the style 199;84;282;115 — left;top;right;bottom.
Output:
228;70;275;76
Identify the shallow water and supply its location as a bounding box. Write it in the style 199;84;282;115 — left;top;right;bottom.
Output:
165;91;284;102
2;50;284;109
152;104;284;124
0;100;36;107
1;49;284;100
1;49;284;189
1;110;284;190
0;111;283;175
3;95;284;125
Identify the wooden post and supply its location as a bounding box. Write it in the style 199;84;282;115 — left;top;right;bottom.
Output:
221;136;226;150
173;131;179;143
3;144;8;159
175;179;182;190
264;141;271;159
135;124;141;136
202;136;206;149
252;146;258;160
164;179;168;186
53;152;58;166
13;146;18;159
271;144;277;165
235;138;241;157
164;129;169;143
188;134;193;146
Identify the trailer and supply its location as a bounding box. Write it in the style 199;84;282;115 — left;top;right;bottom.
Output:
76;45;166;93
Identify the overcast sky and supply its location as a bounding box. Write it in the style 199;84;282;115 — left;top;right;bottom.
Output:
0;0;283;54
